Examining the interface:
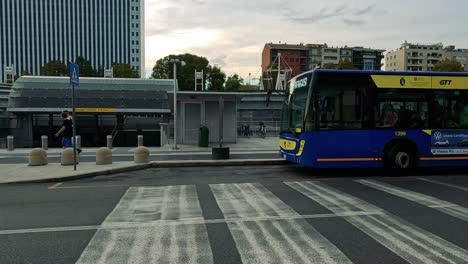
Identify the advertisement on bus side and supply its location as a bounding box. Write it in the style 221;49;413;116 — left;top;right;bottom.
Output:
431;130;468;155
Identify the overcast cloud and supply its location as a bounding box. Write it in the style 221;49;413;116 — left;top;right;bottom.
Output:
144;0;468;79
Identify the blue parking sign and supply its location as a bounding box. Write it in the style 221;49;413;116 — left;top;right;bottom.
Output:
69;63;79;86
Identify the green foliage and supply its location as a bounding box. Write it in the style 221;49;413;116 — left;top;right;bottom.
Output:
321;59;356;70
336;58;356;70
151;53;210;91
433;58;464;72
75;56;98;77
112;63;139;78
225;74;243;91
322;63;338;69
40;60;68;76
206;65;226;91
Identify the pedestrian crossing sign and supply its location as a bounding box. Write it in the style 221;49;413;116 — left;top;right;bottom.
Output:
69;63;80;86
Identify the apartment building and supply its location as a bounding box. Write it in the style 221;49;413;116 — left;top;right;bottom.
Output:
385;42;468;71
262;42;384;79
261;43;309;81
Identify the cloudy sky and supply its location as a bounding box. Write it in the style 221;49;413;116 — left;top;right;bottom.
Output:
144;0;467;80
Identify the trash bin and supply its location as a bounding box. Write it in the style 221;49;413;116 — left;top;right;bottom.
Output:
199;126;209;147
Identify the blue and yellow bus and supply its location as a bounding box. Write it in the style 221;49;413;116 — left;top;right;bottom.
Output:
279;69;468;169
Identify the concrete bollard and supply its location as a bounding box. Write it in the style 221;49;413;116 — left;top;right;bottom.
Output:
41;136;48;150
96;147;112;165
134;146;150;164
138;135;144;147
7;135;14;151
75;135;81;150
107;135;112;149
61;148;79;166
29;148;48;166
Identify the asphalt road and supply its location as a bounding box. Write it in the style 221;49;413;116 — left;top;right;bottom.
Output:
1;165;468;264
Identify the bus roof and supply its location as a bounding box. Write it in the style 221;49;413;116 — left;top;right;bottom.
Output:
293;69;468;79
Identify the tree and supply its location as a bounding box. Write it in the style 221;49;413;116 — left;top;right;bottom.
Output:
322;63;338;69
21;70;31;76
336;58;356;70
433;58;464;72
151;53;210;91
75;56;98;77
225;74;243;91
112;63;139;78
206;65;226;91
40;60;68;76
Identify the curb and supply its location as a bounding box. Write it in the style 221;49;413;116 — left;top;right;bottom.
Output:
6;159;288;184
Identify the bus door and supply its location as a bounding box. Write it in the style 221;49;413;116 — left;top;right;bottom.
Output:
373;90;431;158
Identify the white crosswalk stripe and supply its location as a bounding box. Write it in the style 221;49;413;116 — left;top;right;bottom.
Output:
76;185;213;264
73;181;468;264
210;183;353;264
357;179;468;223
417;177;468;192
286;181;468;264
210;183;298;219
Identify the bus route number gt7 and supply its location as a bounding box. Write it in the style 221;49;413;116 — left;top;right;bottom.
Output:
440;80;452;86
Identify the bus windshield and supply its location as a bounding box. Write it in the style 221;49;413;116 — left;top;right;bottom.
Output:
281;74;310;133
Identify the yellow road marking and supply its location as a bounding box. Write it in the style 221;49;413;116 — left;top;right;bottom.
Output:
54;184;127;189
48;183;63;190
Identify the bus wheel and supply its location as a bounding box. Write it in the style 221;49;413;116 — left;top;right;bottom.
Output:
386;145;415;171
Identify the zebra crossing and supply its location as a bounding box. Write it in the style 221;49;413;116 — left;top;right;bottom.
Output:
76;178;468;264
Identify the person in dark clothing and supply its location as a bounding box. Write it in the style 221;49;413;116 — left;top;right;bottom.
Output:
55;112;73;148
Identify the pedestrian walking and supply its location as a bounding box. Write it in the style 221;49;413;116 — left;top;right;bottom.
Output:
55;112;73;148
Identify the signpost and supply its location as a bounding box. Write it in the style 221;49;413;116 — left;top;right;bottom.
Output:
69;63;79;171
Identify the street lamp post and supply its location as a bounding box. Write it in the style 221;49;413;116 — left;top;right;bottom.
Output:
170;59;185;150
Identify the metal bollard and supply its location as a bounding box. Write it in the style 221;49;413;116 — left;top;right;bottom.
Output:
138;135;144;147
7;136;14;151
160;123;168;146
41;136;48;150
75;135;81;150
107;135;112;149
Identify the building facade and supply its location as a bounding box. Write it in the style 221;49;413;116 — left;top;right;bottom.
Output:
0;0;145;83
352;47;385;71
385;42;468;71
261;43;309;82
261;42;384;82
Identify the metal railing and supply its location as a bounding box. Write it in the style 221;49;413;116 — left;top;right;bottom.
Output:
237;121;281;137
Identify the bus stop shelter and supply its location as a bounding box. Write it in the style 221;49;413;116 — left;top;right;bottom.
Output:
7;76;172;147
